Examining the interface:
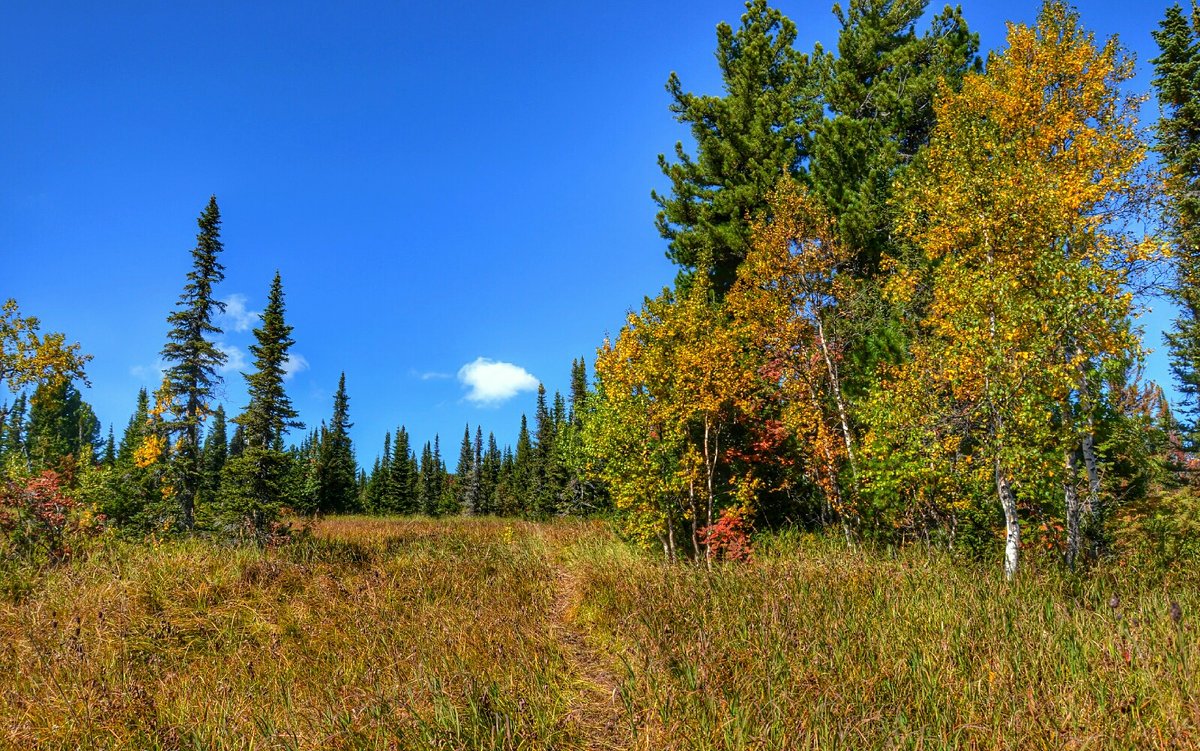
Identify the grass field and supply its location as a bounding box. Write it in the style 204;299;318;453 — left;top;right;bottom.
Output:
0;517;1196;749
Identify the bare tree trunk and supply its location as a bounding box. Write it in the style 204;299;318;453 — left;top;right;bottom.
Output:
1064;446;1082;571
815;317;857;479
996;456;1020;581
1081;420;1102;561
702;416;718;569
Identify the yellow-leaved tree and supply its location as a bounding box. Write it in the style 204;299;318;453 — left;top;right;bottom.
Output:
587;272;755;561
874;0;1159;578
728;180;863;543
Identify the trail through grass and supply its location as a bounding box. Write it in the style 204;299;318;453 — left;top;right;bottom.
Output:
1;517;1196;749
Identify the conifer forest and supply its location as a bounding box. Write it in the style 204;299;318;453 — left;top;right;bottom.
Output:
3;1;1200;748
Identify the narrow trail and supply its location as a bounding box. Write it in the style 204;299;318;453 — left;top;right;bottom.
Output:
550;563;630;751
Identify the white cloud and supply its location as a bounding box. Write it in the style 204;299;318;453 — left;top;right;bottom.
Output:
284;353;309;381
217;343;247;373
419;370;452;381
220;294;259;333
130;360;165;383
457;357;539;405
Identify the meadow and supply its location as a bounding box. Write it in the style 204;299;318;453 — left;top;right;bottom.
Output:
0;517;1195;750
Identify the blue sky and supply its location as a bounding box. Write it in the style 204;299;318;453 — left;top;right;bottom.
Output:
1;0;1179;465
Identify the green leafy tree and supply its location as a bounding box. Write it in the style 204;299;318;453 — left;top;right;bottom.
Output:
652;0;821;293
160;195;228;530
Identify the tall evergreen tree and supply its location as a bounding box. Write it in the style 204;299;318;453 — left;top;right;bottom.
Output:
236;273;303;450
391;426;416;513
229;424;245;458
479;431;501;514
0;393;27;469
472;426;484;515
652;0;822;293
102;425;116;467
202;404;228;503
317;373;357;513
117;388;149;465
1155;3;1200;443
418;440;436;514
221;273;304;538
569;358;588;425
811;0;979;278
160;195;228;529
513;414;534;513
26;378;98;472
455;424;475;513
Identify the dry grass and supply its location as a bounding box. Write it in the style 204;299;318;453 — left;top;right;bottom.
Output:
1;518;1196;749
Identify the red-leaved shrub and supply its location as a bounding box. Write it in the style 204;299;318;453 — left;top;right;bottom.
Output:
0;471;101;562
699;506;754;563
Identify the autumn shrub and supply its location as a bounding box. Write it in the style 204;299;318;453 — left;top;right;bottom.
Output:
0;470;103;563
698;505;754;562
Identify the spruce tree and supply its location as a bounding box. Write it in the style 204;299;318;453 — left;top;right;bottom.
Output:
117;388;148;465
0;393;27;468
391;426;415;513
569;358;588;425
472;426;484;515
236;273;302;450
229;424;245;458
652;0;821;293
26;378;98;472
317;373;356;513
102;425;116;467
419;440;436;514
514;414;534;514
160;195;228;529
455;424;474;513
1155;3;1200;442
479;432;501;515
221;273;303;538
202;404;228;504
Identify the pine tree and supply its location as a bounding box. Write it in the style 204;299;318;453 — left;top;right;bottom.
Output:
0;393;27;468
117;388;149;465
229;424;245;458
26;378;98;472
160;195;228;529
102;425;116;467
221;273;304;539
419;440;436;514
652;0;821;293
569;358;588;425
513;414;534;514
811;0;979;277
391;426;415;513
201;404;228;504
1155;2;1200;443
317;373;356;513
236;273;302;451
455;424;474;513
479;432;501;515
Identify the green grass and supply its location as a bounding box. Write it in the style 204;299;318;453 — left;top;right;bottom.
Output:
1;518;1196;749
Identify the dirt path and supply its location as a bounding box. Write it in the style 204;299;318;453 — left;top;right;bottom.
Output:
550;565;631;750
